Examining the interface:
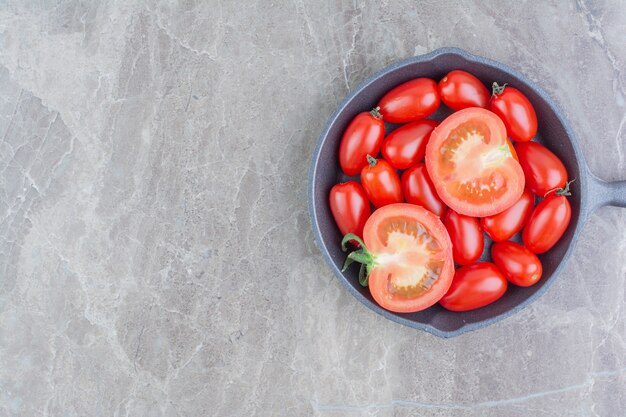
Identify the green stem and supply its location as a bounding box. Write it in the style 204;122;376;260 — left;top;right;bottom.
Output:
492;82;507;96
552;179;575;197
366;154;377;167
370;106;382;120
341;233;377;287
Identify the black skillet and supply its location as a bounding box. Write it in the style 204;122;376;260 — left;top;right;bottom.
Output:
308;48;626;337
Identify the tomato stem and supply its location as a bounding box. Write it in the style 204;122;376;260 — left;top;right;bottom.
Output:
366;154;377;167
370;106;382;120
492;82;507;96
341;233;376;287
550;179;575;197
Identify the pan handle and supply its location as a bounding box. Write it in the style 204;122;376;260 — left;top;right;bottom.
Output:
587;171;626;212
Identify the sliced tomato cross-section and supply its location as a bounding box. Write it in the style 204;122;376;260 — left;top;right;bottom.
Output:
342;203;454;313
425;108;525;217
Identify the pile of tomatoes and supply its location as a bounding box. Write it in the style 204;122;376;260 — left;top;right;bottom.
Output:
330;70;573;313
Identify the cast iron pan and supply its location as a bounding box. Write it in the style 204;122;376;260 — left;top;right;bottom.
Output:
308;47;626;337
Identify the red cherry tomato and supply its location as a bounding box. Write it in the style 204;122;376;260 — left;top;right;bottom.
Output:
342;204;454;313
425;108;525;217
439;262;508;312
401;164;447;217
361;156;403;208
378;78;440;124
489;83;538;142
515;141;568;197
438;70;490;111
338;108;385;176
480;188;535;242
329;181;371;241
491;241;543;287
443;210;484;265
523;192;572;254
381;120;438;169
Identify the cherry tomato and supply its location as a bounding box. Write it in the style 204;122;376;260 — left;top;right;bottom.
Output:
491;241;542;287
401;164;447;217
361;156;403;208
480;188;534;242
338;108;385;176
329;181;371;242
439;262;508;312
438;70;490;111
515;141;568;196
443;210;484;265
425;108;525;217
490;83;538;142
381;120;438;169
523;192;572;254
378;78;440;124
342;203;454;313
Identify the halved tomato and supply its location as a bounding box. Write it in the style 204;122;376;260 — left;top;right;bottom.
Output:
425;108;525;217
342;203;454;313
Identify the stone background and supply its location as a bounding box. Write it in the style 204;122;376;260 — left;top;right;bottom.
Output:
0;1;624;416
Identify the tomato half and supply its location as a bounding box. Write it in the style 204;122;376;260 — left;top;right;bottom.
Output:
439;262;508;312
490;83;538;142
381;120;438;169
342;203;454;313
378;78;440;124
329;181;371;241
425;108;525;217
401;164;447;217
523;193;571;254
480;188;534;242
491;241;542;287
443;210;484;265
438;70;490;111
361;156;403;208
338;108;385;176
515;141;568;197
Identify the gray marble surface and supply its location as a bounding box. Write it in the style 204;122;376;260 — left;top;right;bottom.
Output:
0;1;624;416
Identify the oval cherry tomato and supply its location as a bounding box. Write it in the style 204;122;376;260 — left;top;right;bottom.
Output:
401;164;447;217
378;78;440;124
515;141;568;196
491;241;542;287
425;108;525;217
439;262;507;312
480;188;534;242
443;210;484;265
342;203;454;313
329;181;371;241
361;156;403;208
490;83;538;142
381;120;438;169
438;70;490;111
338;108;385;176
523;193;571;254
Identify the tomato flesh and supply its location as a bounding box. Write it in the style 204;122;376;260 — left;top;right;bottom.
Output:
426;108;525;217
362;204;454;313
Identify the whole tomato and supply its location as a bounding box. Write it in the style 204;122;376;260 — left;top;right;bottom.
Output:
523;188;572;254
438;70;490;110
361;156;403;208
443;210;484;265
491;241;543;287
381;120;438;169
515;141;568;197
378;78;440;124
481;188;535;242
401;164;447;217
439;262;508;312
490;83;538;142
329;181;371;241
338;108;385;176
